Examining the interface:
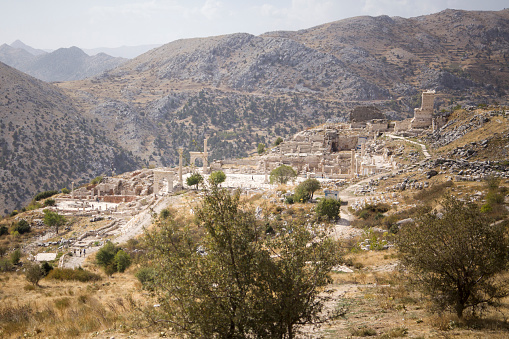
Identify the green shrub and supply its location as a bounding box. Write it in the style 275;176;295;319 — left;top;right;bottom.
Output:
316;198;341;221
135;267;157;290
41;261;53;276
486;191;504;205
13;219;30;234
10;249;21;265
91;176;103;185
0;258;12;272
34;190;58;201
0;225;8;236
61;187;70;194
285;195;295;204
44;199;56;207
96;242;118;268
114;250;131;273
46;267;101;282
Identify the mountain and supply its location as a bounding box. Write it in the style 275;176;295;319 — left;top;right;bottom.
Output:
0;45;126;82
56;9;509;170
10;40;48;56
83;44;162;59
0;61;142;214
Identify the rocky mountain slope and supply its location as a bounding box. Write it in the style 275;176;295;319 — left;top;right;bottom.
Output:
0;62;142;214
0;44;126;82
56;9;509;169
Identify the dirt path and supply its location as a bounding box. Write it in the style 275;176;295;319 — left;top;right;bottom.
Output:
385;133;431;158
63;194;179;269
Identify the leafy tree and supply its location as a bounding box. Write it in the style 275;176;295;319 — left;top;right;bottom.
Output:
397;196;509;318
43;209;66;234
294;179;321;203
25;262;44;286
186;172;204;190
316;198;341;221
144;187;341;338
61;187;70;194
257;143;266;154
270;165;297;185
209;170;226;186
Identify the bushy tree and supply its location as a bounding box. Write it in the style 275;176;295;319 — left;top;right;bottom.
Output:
96;242;131;275
25;262;44;286
43;209;66;234
208;170;226;186
397;195;509;318
270;165;297;185
257;143;266;154
186;172;204;190
114;250;131;273
274;137;284;146
316;198;341;221
294;179;321;203
13;219;30;234
144;187;341;338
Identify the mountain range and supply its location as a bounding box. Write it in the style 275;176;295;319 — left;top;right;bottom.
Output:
1;8;509;214
0;43;127;82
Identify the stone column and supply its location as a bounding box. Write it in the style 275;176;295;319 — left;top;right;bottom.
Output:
178;147;184;187
71;181;75;199
350;150;355;178
203;138;209;172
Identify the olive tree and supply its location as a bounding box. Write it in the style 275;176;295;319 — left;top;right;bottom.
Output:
143;186;341;338
294;179;321;203
269;165;297;185
397;195;509;318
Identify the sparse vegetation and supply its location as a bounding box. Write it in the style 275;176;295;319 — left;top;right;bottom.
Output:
45;267;101;282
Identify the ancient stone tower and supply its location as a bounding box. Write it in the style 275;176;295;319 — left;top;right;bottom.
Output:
411;90;435;129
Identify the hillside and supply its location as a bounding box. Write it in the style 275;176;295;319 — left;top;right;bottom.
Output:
0;62;142;214
0;44;126;82
56;9;509;170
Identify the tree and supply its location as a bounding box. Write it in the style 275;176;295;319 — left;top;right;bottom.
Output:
25;262;44;286
96;242;131;275
143;186;341;338
274;137;284;146
209;170;226;186
269;165;297;185
294;179;321;203
316;198;341;221
13;219;31;234
43;210;66;234
257;143;266;155
186;172;204;190
397;196;509;318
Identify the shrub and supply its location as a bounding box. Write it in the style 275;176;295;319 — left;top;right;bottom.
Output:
41;261;53;276
61;187;70;194
114;250;131;273
34;190;58;201
0;258;12;272
0;225;8;236
186;172;204;190
13;219;30;234
316;198;341;221
135;267;157;290
46;267;101;282
10;249;21;265
0;245;6;257
91;176;103;185
96;242;117;268
44;199;56;207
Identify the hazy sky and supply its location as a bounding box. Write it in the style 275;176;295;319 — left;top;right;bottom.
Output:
1;0;507;50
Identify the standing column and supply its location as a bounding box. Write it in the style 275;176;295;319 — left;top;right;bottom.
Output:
71;181;75;199
203;138;208;170
178;147;184;187
350;150;355;178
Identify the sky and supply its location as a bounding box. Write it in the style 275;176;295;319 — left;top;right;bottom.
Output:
1;0;507;50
